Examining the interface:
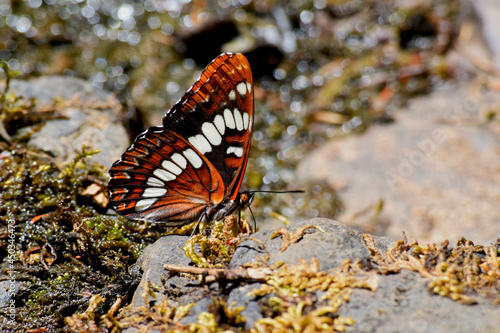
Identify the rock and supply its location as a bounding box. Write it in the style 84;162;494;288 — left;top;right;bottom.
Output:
226;283;264;330
126;219;391;329
230;218;393;271
178;297;213;326
227;218;393;329
297;84;500;244
226;218;392;329
123;235;194;333
0;280;20;309
129;235;191;309
338;270;500;333
9;76;129;168
125;219;499;331
472;0;500;71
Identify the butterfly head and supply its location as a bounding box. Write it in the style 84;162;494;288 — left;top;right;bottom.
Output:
237;191;254;210
205;191;254;223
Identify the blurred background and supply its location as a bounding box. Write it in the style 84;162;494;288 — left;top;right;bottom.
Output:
1;0;499;243
2;1;500;330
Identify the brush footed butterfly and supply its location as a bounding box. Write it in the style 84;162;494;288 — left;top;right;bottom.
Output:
108;53;255;226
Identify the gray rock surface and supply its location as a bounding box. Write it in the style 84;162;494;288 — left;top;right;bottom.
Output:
124;235;193;333
297;84;500;245
472;0;500;71
230;218;392;271
0;280;20;309
129;235;191;309
126;219;499;332
226;283;264;330
9;76;129;168
338;270;500;333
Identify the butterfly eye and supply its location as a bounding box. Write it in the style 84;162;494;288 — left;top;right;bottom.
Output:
239;192;254;208
240;193;249;204
108;53;254;226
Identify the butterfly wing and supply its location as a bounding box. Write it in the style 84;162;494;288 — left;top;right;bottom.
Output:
108;127;225;225
163;53;254;201
108;53;254;225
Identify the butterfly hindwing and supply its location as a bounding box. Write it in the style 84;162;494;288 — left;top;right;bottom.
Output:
108;53;254;225
108;127;225;225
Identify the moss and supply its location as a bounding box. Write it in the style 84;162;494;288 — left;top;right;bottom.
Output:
252;301;354;333
66;287;198;332
111;290;246;332
364;234;500;304
0;64;57;144
0;86;172;331
192;299;246;332
182;215;253;268
245;257;379;332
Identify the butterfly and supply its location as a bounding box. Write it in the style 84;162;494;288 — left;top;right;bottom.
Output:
108;53;255;226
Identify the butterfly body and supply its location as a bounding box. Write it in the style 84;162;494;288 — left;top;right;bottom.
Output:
108;53;254;226
203;191;255;224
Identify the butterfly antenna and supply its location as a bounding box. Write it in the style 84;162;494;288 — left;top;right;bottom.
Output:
247;190;304;194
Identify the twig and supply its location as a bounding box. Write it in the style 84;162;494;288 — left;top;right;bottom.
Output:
163;264;272;283
272;225;324;252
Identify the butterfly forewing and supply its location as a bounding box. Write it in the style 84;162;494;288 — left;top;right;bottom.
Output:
109;53;254;225
163;53;254;200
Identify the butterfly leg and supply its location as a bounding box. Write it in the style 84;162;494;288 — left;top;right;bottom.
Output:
248;206;256;233
190;221;200;237
191;212;208;236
